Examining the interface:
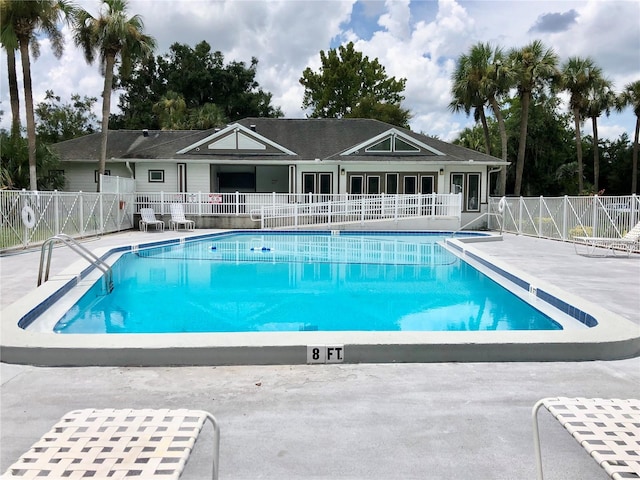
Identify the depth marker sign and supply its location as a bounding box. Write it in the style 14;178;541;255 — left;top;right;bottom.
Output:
307;345;345;364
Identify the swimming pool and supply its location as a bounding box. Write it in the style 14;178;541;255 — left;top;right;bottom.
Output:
53;232;561;334
2;229;638;366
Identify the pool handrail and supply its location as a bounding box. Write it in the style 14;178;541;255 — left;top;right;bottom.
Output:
38;234;114;293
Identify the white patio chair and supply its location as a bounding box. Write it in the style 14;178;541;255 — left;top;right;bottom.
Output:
574;220;640;257
169;203;195;231
139;207;165;232
533;397;640;479
2;408;220;480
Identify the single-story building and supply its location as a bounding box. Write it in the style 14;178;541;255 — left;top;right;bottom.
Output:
52;117;507;216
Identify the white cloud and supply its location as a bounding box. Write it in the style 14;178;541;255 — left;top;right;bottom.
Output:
1;0;638;143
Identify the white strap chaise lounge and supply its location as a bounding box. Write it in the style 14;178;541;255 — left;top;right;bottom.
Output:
532;397;640;479
574;220;640;257
139;208;165;232
2;408;220;479
169;203;195;231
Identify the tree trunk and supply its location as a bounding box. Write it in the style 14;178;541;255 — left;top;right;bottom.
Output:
490;97;507;196
574;107;583;194
479;107;491;156
7;49;21;137
633;117;639;194
591;116;600;192
18;38;38;192
98;54;116;193
514;92;531;196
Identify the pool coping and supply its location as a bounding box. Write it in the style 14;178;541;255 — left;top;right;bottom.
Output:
1;231;639;366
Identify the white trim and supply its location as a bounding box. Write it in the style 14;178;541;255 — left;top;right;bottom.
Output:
340;128;445;156
176;123;297;155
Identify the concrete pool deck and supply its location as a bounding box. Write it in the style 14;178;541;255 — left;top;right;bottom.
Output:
1;230;639;478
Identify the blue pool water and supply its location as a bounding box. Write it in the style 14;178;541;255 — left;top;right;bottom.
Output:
54;232;561;333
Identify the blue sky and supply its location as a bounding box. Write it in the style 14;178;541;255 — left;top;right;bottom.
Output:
1;0;638;143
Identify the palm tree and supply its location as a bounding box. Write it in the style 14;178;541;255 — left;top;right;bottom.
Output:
451;43;513;195
152;91;187;130
584;77;615;192
187;103;228;130
560;57;603;193
73;0;155;191
616;80;640;194
481;45;512;195
450;48;492;157
0;0;74;191
0;5;21;137
509;40;559;196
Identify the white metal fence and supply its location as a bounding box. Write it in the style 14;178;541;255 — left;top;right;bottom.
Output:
488;194;639;251
1;189;135;250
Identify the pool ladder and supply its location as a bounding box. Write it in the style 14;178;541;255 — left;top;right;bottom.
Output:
38;234;114;293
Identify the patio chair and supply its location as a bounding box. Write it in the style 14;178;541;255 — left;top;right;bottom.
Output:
574;220;640;257
532;397;640;480
139;207;165;232
2;408;220;479
169;203;196;231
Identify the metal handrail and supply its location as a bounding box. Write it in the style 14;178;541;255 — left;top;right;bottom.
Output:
452;211;503;237
38;234;114;292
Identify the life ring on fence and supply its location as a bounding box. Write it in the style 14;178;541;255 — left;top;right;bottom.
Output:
21;205;36;228
497;197;507;213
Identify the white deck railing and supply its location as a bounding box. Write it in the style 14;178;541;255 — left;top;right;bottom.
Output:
488;194;639;252
250;193;461;229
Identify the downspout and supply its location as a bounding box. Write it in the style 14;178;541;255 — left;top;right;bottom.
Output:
125;161;134;178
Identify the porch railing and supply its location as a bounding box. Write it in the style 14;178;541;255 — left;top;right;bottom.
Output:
487;194;639;252
252;193;462;229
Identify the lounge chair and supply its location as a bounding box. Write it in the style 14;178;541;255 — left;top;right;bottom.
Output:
532;397;640;480
2;408;220;479
169;203;195;231
139;207;165;232
574;220;640;257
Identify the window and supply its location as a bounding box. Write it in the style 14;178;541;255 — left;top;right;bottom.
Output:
421;175;435;194
394;137;420;152
148;170;165;182
451;173;481;212
366;138;392;152
48;169;64;180
385;173;398;194
403;175;417;194
467;173;480;211
365;135;421;153
318;173;332;194
349;175;363;194
303;173;315;194
95;170;110;182
367;176;380;194
302;173;332;194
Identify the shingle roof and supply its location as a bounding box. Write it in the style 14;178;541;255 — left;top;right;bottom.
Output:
52;118;506;164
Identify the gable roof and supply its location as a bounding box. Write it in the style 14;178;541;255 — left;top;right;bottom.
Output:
52;118;507;165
